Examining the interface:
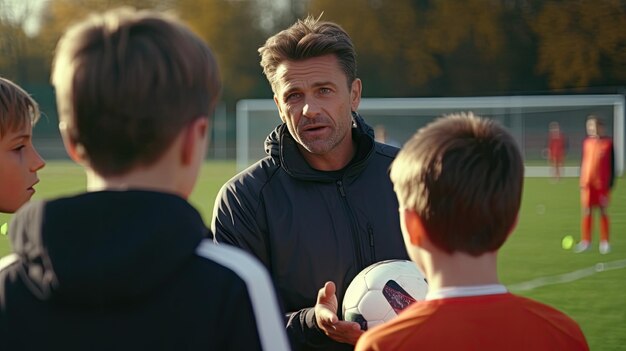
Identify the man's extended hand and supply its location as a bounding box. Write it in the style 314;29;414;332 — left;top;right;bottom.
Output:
314;281;364;345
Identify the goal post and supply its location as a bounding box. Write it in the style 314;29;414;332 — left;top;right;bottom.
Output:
236;95;625;176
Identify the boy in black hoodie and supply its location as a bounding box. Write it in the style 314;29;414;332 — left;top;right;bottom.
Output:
0;7;289;351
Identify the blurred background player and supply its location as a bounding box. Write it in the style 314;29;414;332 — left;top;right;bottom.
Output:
211;15;407;350
0;8;289;350
374;124;400;147
547;121;567;181
575;115;615;254
0;77;46;214
356;113;588;351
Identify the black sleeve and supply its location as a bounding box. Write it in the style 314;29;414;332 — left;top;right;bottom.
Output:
210;180;271;267
211;174;348;350
230;274;292;351
286;308;352;351
197;242;291;351
223;282;265;351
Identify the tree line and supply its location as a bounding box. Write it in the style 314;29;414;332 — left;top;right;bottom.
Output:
1;0;625;113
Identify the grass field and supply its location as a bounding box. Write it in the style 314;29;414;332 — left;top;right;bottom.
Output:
1;160;625;350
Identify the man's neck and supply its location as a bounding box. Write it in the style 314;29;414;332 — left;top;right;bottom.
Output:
299;140;357;171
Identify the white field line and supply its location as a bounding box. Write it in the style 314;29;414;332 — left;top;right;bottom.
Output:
507;259;626;292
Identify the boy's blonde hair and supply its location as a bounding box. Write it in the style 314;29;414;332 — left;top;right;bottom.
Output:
0;77;40;138
390;112;524;256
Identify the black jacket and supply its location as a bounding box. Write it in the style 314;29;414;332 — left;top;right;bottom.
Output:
0;191;289;351
212;114;408;350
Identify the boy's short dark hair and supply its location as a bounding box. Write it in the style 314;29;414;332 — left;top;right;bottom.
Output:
390;112;524;256
258;15;357;91
52;7;221;176
0;77;40;138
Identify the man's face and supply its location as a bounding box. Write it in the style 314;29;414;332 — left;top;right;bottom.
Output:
273;54;361;169
0;123;45;213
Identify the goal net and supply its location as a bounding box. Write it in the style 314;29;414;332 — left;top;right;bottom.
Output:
236;95;625;177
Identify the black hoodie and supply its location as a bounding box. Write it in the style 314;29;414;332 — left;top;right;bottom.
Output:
212;113;408;351
0;190;290;350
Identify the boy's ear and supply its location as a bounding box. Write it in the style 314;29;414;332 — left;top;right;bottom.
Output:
181;117;209;165
403;209;427;247
506;213;520;238
59;122;84;164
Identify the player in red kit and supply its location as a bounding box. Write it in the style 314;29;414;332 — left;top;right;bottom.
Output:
547;121;567;180
575;115;615;254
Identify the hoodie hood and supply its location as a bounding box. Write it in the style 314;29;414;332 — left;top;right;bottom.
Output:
263;112;376;181
9;191;206;305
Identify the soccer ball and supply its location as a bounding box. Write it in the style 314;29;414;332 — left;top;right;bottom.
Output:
342;259;428;330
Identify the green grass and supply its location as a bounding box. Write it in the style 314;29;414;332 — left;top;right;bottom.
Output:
1;162;625;350
0;160;236;255
500;177;626;350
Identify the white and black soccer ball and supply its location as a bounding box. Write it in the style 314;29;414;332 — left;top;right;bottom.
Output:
342;259;428;330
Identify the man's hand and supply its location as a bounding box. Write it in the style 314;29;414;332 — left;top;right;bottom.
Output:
314;281;363;345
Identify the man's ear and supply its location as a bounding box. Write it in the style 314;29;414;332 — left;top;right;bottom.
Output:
273;95;287;123
403;209;427;247
350;78;362;112
181;117;209;166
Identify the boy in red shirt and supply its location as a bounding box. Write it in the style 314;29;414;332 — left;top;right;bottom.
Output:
355;112;588;351
547;121;567;180
575;115;615;254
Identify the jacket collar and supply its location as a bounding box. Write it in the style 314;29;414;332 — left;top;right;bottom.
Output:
264;112;375;181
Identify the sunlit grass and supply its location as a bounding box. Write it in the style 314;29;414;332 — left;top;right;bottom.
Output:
1;162;624;350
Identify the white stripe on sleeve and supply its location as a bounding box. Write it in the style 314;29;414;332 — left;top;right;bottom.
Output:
195;239;290;351
0;254;18;272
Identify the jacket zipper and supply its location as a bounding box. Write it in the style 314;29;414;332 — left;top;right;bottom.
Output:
336;180;364;269
367;223;376;261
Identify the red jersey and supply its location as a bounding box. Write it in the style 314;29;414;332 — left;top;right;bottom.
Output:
355;293;588;351
580;137;614;190
548;131;566;161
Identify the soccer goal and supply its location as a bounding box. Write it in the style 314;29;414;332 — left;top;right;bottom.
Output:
236;95;625;177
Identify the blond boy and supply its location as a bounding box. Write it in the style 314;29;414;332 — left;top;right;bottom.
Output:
0;77;45;213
